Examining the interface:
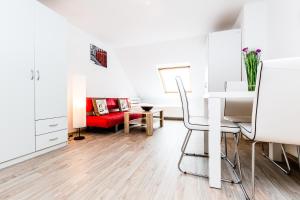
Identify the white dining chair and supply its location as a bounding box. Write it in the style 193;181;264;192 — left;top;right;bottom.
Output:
238;58;300;200
175;77;243;185
224;81;252;123
225;81;290;176
222;81;253;174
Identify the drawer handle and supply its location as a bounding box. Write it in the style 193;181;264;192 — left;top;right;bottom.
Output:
49;123;58;127
49;137;58;142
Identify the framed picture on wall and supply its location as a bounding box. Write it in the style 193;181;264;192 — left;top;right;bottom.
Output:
90;44;107;68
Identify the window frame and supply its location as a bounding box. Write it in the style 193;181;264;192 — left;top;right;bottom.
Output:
158;65;192;94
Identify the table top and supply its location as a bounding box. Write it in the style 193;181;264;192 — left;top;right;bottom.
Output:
203;91;255;99
125;108;163;114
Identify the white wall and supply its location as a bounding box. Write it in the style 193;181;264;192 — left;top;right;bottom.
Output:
116;36;208;117
267;0;300;59
238;0;300;59
67;24;137;132
234;1;268;80
237;0;300;156
242;1;268;57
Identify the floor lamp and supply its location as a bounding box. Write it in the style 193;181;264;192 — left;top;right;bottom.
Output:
73;75;86;140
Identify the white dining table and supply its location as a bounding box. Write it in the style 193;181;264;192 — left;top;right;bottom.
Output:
203;91;283;189
205;91;254;188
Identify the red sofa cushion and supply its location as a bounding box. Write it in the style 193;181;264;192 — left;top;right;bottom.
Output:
86;97;130;112
87;112;142;128
86;98;94;113
106;98;119;110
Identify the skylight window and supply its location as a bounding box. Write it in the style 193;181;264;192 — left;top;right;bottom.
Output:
158;66;192;93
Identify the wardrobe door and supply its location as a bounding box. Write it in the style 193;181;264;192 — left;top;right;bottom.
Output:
0;0;35;163
35;2;67;120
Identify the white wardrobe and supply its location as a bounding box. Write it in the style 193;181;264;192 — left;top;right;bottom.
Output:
0;0;67;166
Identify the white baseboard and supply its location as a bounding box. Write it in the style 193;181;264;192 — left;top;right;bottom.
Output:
0;142;67;170
155;105;182;118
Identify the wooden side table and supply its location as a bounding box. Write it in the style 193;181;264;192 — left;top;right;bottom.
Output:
124;109;164;136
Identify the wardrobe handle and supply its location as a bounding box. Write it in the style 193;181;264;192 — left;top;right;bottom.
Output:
30;70;34;80
49;123;58;127
49;137;58;142
36;70;40;80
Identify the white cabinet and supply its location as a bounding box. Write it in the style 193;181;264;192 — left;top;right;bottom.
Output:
36;130;68;151
208;29;242;92
35;3;67;120
0;0;67;166
36;117;67;135
0;0;36;163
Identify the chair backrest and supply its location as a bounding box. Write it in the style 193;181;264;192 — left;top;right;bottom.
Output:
252;58;300;145
175;77;190;127
224;81;253;116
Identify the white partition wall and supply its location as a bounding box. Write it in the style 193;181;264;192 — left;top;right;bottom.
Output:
208;29;242;92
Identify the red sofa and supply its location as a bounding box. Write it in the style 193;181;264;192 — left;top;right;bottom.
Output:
86;98;142;130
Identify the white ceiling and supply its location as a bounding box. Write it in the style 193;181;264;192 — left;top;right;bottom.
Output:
40;0;252;48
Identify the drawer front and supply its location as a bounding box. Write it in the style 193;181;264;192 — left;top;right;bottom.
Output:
36;117;67;135
36;130;67;151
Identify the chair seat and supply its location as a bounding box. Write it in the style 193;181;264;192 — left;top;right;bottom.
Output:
238;123;253;139
187;116;240;133
224;115;252;123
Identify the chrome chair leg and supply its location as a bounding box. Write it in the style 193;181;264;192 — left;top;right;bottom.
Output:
178;129;235;183
281;144;291;173
297;146;300;170
221;133;234;166
224;133;228;157
221;133;249;199
181;130;191;153
178;129;191;174
181;130;208;157
233;133;250;200
261;143;291;174
178;129;208;178
234;133;242;181
252;142;257;200
221;133;241;175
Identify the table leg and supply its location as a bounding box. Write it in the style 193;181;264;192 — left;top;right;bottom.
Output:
124;112;129;134
160;110;164;127
208;97;221;189
146;113;153;136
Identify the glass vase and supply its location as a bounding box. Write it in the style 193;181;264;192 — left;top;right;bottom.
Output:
246;66;257;91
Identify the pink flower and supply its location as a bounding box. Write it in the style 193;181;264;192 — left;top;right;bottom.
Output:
242;47;248;53
256;49;261;53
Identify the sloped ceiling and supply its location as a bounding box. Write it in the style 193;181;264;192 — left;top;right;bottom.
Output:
40;0;252;47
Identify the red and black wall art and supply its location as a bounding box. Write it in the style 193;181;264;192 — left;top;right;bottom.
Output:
90;44;107;68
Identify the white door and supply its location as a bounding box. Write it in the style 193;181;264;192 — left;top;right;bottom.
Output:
208;29;242;92
35;2;67;120
0;0;35;162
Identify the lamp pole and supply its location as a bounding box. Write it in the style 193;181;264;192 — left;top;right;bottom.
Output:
74;127;85;140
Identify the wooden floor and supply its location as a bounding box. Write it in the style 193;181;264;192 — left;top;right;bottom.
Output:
0;121;300;200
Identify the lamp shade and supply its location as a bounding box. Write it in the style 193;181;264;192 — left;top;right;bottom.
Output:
72;75;86;129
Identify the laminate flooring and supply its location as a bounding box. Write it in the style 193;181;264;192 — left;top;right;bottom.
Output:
0;121;300;200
